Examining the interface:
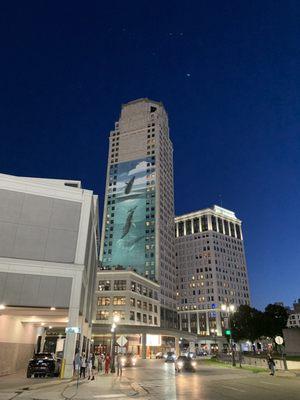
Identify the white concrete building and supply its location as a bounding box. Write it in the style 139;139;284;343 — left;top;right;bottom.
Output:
287;299;300;328
175;205;250;350
0;174;99;377
99;98;177;329
95;269;160;327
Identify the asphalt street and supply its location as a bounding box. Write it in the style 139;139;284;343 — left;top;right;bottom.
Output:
124;359;300;400
1;360;299;400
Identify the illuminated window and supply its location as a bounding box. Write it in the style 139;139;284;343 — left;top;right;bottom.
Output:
113;296;126;305
114;280;126;290
98;280;111;291
96;310;109;320
97;297;110;306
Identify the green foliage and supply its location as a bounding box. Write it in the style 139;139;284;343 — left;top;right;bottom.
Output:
230;303;289;342
263;303;289;339
230;305;264;342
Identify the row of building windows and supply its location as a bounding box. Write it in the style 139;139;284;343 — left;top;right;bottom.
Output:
97;296;158;312
176;217;242;239
97;279;158;300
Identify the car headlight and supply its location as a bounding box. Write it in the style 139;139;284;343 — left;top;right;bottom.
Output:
191;361;196;367
121;357;126;362
177;361;183;368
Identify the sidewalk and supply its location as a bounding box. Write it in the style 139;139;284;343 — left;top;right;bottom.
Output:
0;372;143;400
0;370;61;392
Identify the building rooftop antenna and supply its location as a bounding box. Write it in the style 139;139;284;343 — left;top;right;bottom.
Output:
218;194;223;207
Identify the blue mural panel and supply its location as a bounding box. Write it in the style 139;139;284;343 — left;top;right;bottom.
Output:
102;157;156;277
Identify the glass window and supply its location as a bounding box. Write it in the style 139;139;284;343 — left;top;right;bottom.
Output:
130;311;135;321
154;316;158;325
137;300;142;309
131;281;136;292
149;303;153;312
201;215;208;231
230;222;235;237
113;310;125;320
224;220;229;236
96;310;109;320
154;305;158;313
98;280;111;291
217;218;224;234
178;221;184;236
143;314;147;323
211;216;217;232
143;301;147;310
113;296;126;305
114;280;126;290
97;297;110;306
130;298;136;307
236;224;241;239
193;218;199;233
149;315;153;324
186;220;191;235
137;312;141;322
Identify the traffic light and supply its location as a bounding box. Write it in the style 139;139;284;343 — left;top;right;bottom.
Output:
225;329;231;336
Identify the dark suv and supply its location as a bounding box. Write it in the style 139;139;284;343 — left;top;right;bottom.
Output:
27;353;61;378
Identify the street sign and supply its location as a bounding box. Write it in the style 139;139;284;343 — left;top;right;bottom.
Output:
117;335;128;347
65;326;81;334
275;336;283;345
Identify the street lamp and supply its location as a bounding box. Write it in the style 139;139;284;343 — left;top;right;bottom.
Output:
110;314;120;373
221;304;236;366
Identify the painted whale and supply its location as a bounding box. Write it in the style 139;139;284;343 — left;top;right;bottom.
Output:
118;235;145;251
121;206;137;239
124;176;135;194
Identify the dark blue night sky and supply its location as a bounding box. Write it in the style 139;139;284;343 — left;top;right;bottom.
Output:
0;1;299;309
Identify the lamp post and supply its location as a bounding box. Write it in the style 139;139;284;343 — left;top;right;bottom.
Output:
221;304;236;366
110;315;120;373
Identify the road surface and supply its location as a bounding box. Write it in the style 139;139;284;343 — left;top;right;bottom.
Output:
1;359;299;400
124;359;300;400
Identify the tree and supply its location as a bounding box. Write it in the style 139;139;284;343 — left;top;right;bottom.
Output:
263;303;289;339
230;305;264;343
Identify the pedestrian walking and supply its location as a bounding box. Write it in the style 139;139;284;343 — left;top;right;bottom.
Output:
105;354;111;374
87;354;95;381
116;353;123;377
74;352;81;377
98;353;103;372
267;355;276;376
80;353;87;378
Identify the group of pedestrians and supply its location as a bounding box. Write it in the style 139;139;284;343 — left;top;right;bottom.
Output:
98;353;123;375
74;352;124;380
97;353;111;374
74;352;95;380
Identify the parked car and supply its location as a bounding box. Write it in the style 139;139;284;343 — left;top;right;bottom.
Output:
164;352;176;362
175;356;196;372
121;353;137;367
26;353;61;378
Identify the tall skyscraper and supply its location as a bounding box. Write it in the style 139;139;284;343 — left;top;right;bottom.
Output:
100;98;177;328
175;205;250;348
